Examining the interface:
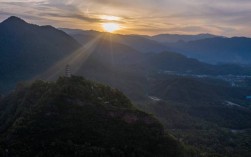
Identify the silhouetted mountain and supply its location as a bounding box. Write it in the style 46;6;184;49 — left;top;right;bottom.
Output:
0;76;187;157
0;17;148;102
151;33;219;43
61;28;168;53
1;16;27;25
0;16;80;92
167;37;251;64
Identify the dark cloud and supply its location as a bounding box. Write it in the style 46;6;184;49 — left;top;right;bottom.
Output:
38;12;101;23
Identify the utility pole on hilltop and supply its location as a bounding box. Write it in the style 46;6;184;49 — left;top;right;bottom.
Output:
65;64;71;77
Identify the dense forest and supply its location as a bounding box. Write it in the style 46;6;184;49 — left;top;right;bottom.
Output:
0;76;192;157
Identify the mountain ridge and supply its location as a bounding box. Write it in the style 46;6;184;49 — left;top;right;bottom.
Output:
151;33;220;43
167;36;251;64
60;28;169;53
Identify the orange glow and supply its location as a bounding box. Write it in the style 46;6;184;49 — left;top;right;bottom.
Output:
102;23;121;33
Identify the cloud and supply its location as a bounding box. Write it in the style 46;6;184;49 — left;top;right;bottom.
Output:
0;0;251;36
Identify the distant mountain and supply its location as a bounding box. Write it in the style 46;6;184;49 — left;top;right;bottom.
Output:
0;76;187;157
151;33;219;43
59;28;101;44
111;34;168;53
145;51;251;75
61;28;168;53
0;16;80;92
63;28;251;64
166;37;251;64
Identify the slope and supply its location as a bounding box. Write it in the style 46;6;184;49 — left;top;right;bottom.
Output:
145;74;251;157
0;76;187;157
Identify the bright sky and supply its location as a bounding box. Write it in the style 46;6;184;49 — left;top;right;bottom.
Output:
0;0;250;36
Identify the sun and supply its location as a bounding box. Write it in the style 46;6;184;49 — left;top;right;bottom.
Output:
102;23;120;33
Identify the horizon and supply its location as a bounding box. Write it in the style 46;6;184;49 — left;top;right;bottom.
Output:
0;0;251;37
0;16;249;38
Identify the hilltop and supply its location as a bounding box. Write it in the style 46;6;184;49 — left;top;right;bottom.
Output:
0;76;188;157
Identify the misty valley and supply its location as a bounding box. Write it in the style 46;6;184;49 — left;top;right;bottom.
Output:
0;16;251;157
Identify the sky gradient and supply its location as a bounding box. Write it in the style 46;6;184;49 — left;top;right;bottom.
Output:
0;0;250;36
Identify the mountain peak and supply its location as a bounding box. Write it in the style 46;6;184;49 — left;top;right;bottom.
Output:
1;16;27;25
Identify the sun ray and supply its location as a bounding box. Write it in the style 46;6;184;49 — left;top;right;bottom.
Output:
34;34;103;80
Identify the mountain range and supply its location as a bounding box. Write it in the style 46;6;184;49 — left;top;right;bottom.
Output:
60;28;169;53
1;16;251;157
63;28;251;64
166;37;251;64
150;33;219;43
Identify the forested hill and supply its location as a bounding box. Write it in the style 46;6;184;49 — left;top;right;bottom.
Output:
0;76;190;157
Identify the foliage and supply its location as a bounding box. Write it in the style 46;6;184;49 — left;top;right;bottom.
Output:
0;76;188;157
141;74;251;157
